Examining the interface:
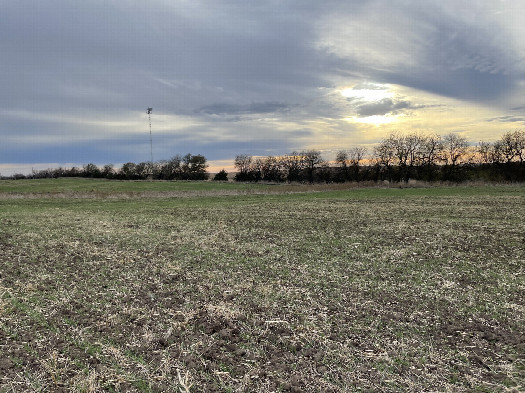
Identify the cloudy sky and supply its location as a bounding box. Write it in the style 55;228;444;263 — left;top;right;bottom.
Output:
2;0;525;175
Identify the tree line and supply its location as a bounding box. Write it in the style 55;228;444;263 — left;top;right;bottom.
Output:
234;130;525;183
4;130;525;182
8;154;210;181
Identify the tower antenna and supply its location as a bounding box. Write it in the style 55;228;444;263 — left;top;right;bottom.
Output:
147;107;153;165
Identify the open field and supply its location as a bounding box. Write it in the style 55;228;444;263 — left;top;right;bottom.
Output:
0;180;524;392
0;178;271;197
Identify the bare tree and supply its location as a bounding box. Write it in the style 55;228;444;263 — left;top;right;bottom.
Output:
498;130;525;164
499;132;518;163
374;136;396;181
282;151;308;182
376;132;425;181
439;133;469;181
336;150;348;168
233;154;253;181
416;134;442;180
477;141;493;164
260;156;284;182
515;130;525;164
234;154;252;173
251;157;264;181
303;150;324;183
348;147;367;167
348;147;367;180
441;133;468;166
335;150;349;181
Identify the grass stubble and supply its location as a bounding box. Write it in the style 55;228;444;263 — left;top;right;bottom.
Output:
0;181;524;392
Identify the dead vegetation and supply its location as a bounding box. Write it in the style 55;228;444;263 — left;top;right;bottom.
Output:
0;184;524;392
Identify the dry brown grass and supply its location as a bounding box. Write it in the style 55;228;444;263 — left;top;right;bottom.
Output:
0;184;524;392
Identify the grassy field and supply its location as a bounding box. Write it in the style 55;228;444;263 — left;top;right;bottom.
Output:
0;179;524;392
0;178;272;196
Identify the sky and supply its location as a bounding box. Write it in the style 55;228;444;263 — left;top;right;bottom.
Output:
2;0;525;175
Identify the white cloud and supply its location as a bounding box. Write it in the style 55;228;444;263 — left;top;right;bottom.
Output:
316;0;524;101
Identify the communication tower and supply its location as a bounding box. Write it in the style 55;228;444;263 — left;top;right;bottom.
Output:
147;107;153;165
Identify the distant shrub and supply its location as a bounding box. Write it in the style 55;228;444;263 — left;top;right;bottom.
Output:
213;169;229;181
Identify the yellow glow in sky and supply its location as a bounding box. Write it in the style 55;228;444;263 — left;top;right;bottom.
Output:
345;114;402;126
340;83;400;125
340;86;394;101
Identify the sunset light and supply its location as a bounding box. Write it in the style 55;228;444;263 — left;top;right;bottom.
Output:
345;114;401;126
340;85;394;102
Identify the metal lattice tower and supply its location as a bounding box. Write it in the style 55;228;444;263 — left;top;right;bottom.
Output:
147;107;153;165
